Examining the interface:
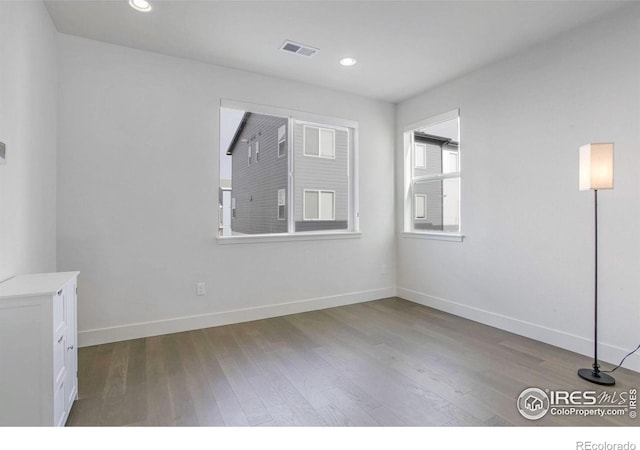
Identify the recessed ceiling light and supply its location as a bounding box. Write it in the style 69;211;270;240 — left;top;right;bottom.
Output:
339;57;357;67
129;0;152;12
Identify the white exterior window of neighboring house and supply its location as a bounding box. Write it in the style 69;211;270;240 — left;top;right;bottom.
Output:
278;125;286;158
415;194;427;219
303;125;335;159
303;190;335;220
248;144;252;166
277;189;286;220
231;197;236;219
415;142;427;169
255;141;260;162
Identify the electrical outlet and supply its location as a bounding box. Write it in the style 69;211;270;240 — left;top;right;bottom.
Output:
196;282;206;296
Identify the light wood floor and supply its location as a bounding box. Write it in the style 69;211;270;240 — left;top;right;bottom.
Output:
67;297;639;426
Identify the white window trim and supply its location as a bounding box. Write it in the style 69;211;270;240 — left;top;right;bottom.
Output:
303;125;336;159
414;194;427;220
303;189;336;221
402;231;464;242
217;231;361;245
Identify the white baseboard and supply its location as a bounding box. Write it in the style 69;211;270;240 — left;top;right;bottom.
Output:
397;287;640;374
78;286;397;347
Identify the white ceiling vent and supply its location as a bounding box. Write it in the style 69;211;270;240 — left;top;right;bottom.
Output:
280;40;319;58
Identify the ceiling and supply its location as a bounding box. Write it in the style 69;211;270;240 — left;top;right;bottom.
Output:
44;0;628;103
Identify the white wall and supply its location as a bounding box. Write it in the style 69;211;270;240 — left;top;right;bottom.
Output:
57;35;396;345
396;5;640;372
0;2;58;282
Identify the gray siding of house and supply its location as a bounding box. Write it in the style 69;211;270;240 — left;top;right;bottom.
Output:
230;113;288;234
414;139;443;230
293;123;349;231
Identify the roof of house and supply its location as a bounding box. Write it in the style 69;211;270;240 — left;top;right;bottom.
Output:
414;131;459;147
226;112;251;155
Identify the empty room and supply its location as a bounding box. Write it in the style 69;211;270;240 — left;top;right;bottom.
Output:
1;0;639;445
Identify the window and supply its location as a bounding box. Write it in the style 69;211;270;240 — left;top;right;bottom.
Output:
278;125;286;158
277;189;286;220
414;194;426;219
231;197;236;219
219;100;358;237
414;143;427;169
303;190;335;221
404;109;460;235
304;125;335;159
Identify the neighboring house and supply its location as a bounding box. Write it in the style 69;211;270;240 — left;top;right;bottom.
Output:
226;112;289;234
413;132;459;231
226;111;349;234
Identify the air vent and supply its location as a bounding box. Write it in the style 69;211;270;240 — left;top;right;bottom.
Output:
280;40;319;58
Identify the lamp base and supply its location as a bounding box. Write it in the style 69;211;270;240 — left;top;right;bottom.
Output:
577;368;615;386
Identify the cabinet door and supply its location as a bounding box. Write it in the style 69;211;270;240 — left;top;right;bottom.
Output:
63;280;78;412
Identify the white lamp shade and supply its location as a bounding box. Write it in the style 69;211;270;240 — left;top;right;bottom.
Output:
579;143;614;191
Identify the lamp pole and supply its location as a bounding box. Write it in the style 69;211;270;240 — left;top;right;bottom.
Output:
577;188;615;385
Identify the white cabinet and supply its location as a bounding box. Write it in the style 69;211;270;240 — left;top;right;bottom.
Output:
0;272;79;426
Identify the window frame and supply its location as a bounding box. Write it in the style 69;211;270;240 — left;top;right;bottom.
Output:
255;141;260;162
403;109;463;241
247;144;252;166
218;99;360;243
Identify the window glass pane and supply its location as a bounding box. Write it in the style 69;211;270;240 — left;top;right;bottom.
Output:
320;129;335;158
405;113;460;234
304;191;319;220
304;126;319;156
413;178;460;232
294;121;349;232
320;191;334;220
220;104;357;237
220;107;288;235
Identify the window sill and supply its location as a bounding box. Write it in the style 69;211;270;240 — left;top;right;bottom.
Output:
401;232;464;242
217;231;362;245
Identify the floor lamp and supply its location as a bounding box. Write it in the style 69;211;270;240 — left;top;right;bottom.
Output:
577;142;615;386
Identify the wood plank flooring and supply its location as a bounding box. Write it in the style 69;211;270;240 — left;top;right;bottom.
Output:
66;297;639;426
